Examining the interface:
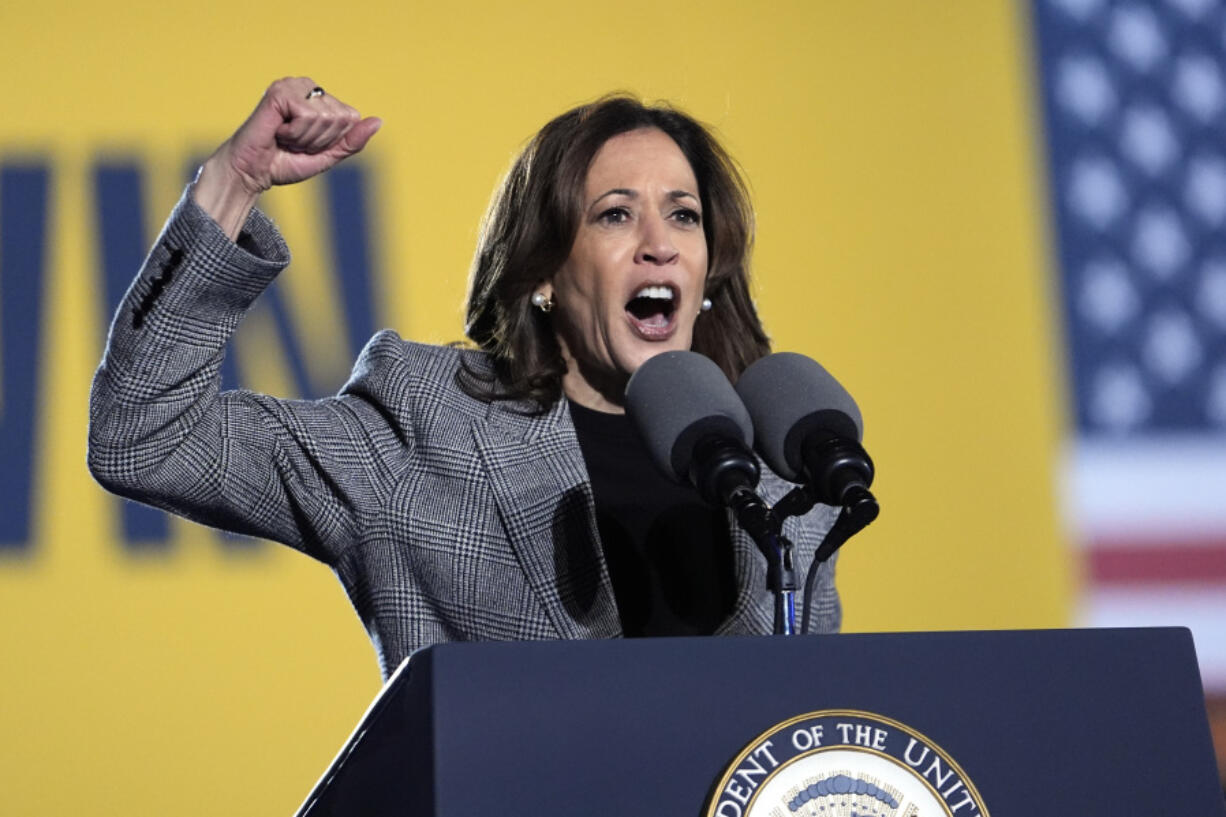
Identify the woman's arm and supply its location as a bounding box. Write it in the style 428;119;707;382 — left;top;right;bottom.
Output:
87;79;389;564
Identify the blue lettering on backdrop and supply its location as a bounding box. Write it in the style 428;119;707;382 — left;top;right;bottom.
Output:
0;156;379;554
325;165;378;357
0;164;48;550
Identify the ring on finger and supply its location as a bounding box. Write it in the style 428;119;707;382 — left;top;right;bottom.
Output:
306;86;325;100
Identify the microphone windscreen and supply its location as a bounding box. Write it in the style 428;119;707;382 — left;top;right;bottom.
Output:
734;352;863;481
624;350;754;483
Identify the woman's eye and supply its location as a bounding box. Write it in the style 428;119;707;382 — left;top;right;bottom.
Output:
599;207;631;224
673;208;702;226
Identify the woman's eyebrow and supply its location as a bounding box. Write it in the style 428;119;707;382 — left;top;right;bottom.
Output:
590;188;637;208
589;188;700;208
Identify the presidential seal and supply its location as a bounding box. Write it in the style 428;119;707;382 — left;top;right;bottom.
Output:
705;710;989;817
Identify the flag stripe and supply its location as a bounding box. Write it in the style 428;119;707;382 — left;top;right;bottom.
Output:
1089;542;1226;583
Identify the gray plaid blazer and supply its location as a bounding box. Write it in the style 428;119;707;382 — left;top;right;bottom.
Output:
88;187;841;679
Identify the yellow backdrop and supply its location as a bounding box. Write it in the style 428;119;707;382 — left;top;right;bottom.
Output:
0;2;1072;814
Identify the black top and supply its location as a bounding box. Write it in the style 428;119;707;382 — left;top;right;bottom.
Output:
569;400;737;636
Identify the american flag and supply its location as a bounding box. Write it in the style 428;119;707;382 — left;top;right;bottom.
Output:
1032;0;1226;690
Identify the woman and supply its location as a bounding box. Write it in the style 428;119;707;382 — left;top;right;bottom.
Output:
88;78;840;679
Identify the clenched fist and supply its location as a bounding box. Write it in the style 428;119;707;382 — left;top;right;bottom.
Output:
193;77;382;239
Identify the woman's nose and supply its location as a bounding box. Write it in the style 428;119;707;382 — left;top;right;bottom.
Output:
634;215;679;265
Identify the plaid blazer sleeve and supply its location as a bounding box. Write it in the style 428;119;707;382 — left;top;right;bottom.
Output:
87;186;395;565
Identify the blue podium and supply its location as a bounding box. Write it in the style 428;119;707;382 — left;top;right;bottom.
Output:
295;628;1224;815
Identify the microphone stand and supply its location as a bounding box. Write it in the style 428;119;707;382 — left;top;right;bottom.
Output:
724;485;798;636
693;436;800;636
692;435;880;636
724;482;877;636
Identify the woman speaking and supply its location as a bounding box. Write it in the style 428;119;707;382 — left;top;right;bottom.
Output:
87;77;841;679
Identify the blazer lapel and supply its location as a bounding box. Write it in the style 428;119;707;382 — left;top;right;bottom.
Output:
472;398;622;640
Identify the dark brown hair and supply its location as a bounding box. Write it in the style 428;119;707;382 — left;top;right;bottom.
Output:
462;93;770;410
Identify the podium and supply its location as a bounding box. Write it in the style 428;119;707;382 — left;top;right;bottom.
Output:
295;628;1224;815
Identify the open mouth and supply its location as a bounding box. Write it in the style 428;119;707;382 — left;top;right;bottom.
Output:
625;285;678;338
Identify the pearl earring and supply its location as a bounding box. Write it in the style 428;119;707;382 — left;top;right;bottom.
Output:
700;297;713;313
531;291;555;313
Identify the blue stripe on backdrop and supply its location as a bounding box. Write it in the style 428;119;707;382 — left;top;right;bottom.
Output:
0;164;48;550
324;164;379;362
260;282;316;399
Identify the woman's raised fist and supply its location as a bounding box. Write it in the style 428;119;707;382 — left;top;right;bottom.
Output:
193;78;381;238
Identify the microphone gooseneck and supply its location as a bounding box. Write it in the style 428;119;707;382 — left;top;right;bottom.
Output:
800;432;875;508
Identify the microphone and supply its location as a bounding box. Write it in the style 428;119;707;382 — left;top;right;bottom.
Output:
624;350;760;507
734;352;874;507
